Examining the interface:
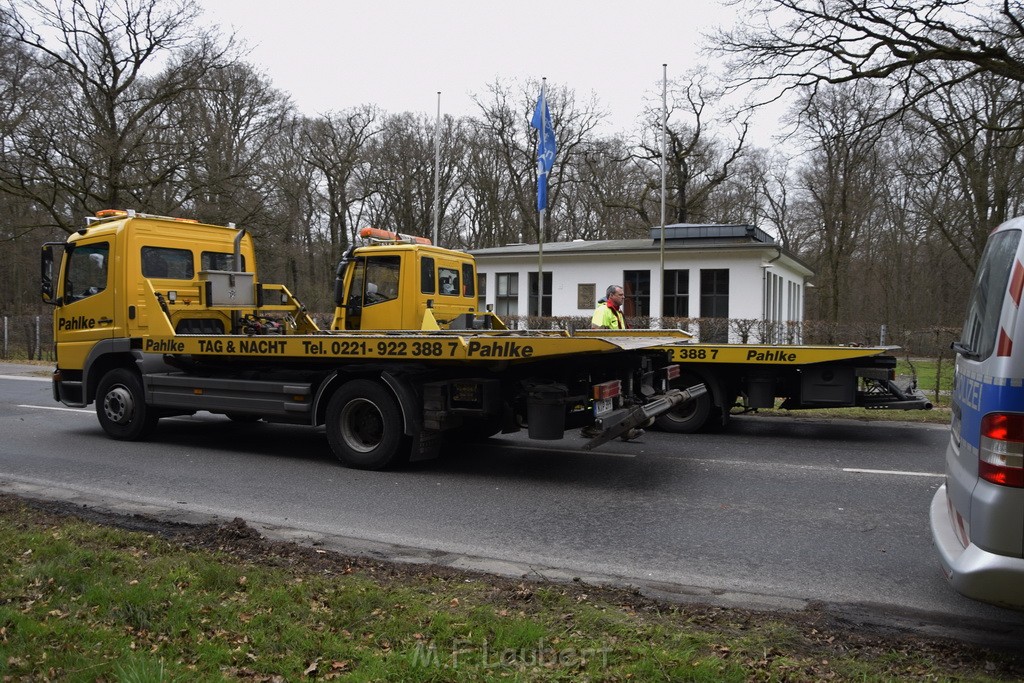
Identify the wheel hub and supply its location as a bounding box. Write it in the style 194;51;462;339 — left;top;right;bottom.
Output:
102;386;135;425
339;398;384;453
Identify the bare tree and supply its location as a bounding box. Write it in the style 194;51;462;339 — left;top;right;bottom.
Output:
301;105;380;262
175;62;292;227
0;0;235;230
257;115;324;305
636;74;749;225
570;136;653;240
900;66;1024;271
458;121;523;248
788;82;892;323
471;79;605;244
715;0;1024;100
357;111;466;246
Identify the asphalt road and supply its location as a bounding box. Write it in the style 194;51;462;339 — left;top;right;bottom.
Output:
2;364;1023;646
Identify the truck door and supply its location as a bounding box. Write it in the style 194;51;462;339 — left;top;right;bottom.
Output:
55;239;120;367
347;255;403;330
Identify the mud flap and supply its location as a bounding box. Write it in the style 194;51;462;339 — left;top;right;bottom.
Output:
582;383;707;451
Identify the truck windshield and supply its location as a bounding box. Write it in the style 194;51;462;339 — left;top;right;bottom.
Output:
959;229;1021;359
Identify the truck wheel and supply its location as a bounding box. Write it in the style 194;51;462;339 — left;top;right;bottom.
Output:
95;368;158;440
654;375;712;434
325;379;409;470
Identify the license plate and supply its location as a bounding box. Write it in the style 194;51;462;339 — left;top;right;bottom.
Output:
593;398;613;417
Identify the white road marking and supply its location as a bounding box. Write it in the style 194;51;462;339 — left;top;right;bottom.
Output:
17;404;92;414
0;375;49;382
843;467;943;478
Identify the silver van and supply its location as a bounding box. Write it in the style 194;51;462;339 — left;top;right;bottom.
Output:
930;216;1024;609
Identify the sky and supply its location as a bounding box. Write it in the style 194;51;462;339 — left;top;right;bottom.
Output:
198;0;747;136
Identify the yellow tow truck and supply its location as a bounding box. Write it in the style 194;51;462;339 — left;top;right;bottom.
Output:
41;210;928;468
41;210;701;469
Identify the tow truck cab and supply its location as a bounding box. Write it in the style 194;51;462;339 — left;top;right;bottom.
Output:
41;211;274;376
331;228;503;332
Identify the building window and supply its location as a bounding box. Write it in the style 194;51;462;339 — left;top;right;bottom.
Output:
477;272;487;310
623;270;650;317
495;272;518;316
700;269;729;318
662;269;689;317
528;272;552;316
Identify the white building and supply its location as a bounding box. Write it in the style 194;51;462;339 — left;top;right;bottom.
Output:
470;224;813;341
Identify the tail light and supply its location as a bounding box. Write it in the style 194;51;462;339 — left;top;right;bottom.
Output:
663;364;681;381
592;380;621;400
979;413;1024;487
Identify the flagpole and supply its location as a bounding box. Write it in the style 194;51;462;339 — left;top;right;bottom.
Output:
433;91;441;246
538;77;546;315
659;64;668;321
531;77;555;319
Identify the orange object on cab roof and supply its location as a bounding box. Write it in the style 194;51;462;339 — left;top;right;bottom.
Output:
359;227;431;245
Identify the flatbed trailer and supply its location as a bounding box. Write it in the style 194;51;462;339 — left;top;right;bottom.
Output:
572;330;930;433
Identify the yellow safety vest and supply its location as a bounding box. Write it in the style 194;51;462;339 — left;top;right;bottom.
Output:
592;302;625;329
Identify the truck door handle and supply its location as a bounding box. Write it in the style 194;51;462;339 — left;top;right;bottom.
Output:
98;317;113;325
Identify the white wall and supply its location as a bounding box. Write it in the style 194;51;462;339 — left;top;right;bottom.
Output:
474;247;806;326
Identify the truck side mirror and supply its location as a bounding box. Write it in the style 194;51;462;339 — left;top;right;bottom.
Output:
41;244;58;305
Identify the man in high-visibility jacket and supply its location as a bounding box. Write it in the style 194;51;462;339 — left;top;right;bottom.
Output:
584;284;644;441
591;285;626;329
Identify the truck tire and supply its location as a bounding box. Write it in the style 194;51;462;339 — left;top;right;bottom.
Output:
325;379;410;470
654;374;712;434
95;368;159;440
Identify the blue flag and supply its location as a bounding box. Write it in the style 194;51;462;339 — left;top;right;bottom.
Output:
531;89;556;211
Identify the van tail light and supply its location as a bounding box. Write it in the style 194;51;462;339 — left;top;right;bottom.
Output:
979;413;1024;487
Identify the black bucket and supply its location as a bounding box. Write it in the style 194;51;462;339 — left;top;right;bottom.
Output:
526;383;567;440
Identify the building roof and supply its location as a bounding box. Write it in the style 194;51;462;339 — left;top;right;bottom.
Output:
651;223;775;242
469;223;813;276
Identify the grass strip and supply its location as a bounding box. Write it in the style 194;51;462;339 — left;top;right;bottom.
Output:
0;496;1020;682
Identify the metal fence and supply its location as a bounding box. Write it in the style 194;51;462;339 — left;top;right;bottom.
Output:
0;315;54;361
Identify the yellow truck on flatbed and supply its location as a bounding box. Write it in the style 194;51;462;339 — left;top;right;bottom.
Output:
40;210;928;468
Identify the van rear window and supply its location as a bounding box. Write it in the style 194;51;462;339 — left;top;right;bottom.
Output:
960;229;1021;359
